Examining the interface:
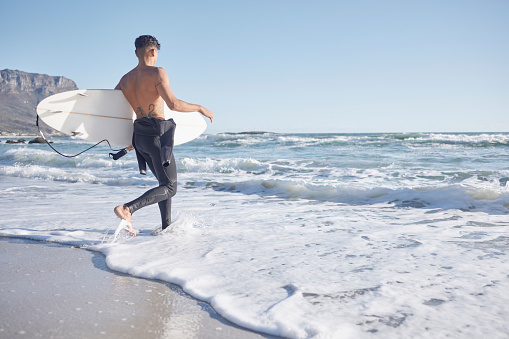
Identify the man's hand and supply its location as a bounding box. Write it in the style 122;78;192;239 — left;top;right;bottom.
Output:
127;145;135;151
200;106;214;123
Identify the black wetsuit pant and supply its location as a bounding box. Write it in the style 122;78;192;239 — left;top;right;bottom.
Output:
125;120;177;230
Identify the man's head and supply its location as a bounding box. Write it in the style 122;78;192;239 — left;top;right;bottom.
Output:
135;35;161;52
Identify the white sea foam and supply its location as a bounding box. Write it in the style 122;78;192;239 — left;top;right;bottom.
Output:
2;180;508;337
180;157;269;174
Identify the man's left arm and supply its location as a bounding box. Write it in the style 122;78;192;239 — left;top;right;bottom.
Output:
114;81;133;151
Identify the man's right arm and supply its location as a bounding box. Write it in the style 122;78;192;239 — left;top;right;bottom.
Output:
155;68;214;123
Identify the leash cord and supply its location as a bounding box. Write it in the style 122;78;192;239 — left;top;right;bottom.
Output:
36;115;127;159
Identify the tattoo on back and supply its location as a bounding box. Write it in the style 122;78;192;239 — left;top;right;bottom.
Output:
148;104;156;117
135;104;157;118
135;107;146;117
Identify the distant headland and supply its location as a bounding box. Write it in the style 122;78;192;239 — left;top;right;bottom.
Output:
0;69;78;135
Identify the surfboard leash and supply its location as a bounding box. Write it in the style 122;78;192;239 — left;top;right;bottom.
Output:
36;115;128;160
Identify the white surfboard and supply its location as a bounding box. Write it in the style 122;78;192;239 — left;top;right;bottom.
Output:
36;89;207;147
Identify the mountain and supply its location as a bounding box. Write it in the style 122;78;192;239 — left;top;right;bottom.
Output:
0;69;78;135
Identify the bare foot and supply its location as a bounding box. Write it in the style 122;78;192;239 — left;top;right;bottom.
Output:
114;205;136;236
114;204;131;222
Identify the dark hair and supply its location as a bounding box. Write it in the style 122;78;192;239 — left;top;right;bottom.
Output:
135;35;161;51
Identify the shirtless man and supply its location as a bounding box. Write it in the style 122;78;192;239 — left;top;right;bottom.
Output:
114;35;213;235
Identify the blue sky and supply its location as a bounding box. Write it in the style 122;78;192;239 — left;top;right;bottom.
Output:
1;0;508;133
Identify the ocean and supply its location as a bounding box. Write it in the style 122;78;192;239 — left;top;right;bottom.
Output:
1;132;508;338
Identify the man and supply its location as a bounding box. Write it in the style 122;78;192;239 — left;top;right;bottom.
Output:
114;35;213;236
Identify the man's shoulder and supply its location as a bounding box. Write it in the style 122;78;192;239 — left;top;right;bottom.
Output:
118;68;136;83
153;66;167;76
136;66;166;79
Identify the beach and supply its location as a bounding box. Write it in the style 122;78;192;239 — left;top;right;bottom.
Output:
1;133;509;338
0;237;270;338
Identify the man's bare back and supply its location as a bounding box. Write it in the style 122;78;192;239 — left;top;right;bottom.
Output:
115;44;213;122
116;66;166;120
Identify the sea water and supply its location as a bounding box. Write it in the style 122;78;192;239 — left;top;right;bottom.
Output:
1;132;508;338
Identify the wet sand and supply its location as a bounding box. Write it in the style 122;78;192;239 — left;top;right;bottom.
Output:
0;237;275;338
